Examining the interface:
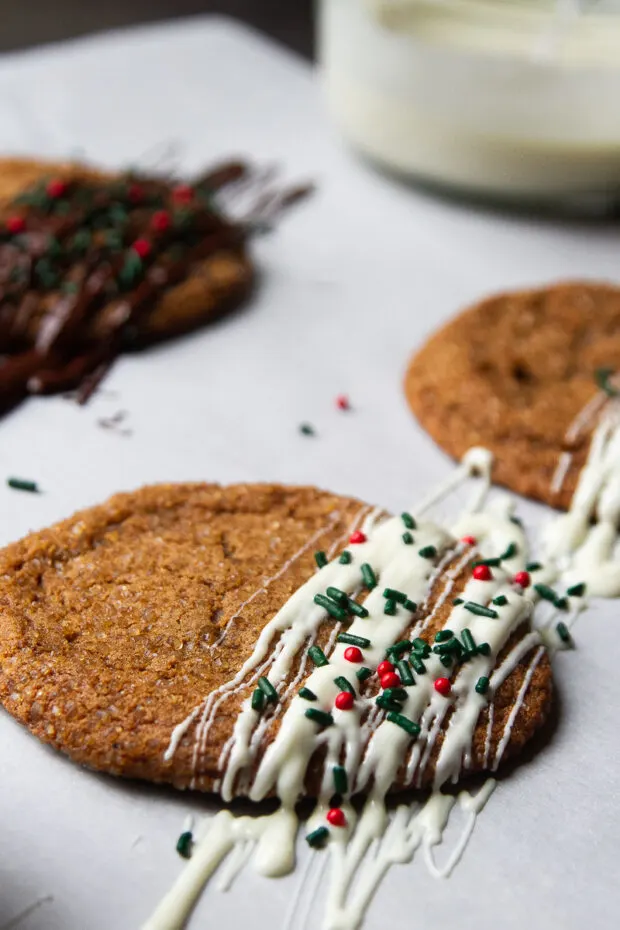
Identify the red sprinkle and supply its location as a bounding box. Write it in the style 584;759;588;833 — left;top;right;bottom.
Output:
434;677;451;697
151;210;171;233
349;530;367;545
335;691;355;711
131;238;152;259
46;178;68;199
380;672;401;690
128;182;144;204
344;646;363;664
326;808;346;827
461;535;477;546
376;660;395;677
336;394;350;411
172;184;194;204
6;216;25;234
513;570;531;588
472;564;493;581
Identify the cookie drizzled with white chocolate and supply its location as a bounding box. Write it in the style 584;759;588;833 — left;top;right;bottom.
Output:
150;456;554;930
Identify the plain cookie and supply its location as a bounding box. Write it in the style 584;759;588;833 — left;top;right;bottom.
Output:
405;281;620;510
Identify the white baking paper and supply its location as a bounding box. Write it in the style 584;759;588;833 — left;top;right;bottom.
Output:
0;16;618;930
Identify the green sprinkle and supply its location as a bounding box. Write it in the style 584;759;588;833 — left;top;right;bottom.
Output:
412;638;431;657
305;708;334;728
251;689;265;711
475;676;489;695
386;712;421;737
567;582;586;598
383;599;397;616
401;512;416;529
326;586;348;606
383;687;408;703
348;598;369;618
176;831;193;859
386;640;411;658
35;258;57;286
118;251;142;288
477;642;491;656
439;655;453;668
104;230;124;251
376;694;403;713
396;659;414;687
337;633;371;648
492;595;508;606
410;654;427;674
108;204;128;225
314;594;347;620
534;583;557;603
499;542;518;560
314;551;328;569
402;532;414;545
173;207;194;229
306;826;329;848
404;599;417;612
383;588;407;604
333;765;348;795
71;229;92;253
461;629;476;654
595;366;620;397
356;666;372;682
299;687;317;701
7;478;39;493
526;562;543;572
556;621;572;644
61;280;79;294
473;556;501;568
258;676;278;704
15;188;47;208
464;602;498;619
418;545;437;559
299;423;315;436
534;583;568;609
308;646;329;667
46;236;62;258
433;639;463;656
510;515;523;527
452;597;464;605
334;676;355;695
53;200;71;216
361;563;377;589
434;629;453;643
339;550;352;564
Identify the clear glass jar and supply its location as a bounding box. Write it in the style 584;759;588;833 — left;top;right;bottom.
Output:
318;0;620;209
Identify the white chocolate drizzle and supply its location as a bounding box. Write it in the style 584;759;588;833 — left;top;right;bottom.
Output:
543;399;620;596
549;388;608;496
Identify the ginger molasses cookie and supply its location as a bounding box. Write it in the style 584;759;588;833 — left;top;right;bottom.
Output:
405;281;620;510
0;482;552;800
0;157;253;409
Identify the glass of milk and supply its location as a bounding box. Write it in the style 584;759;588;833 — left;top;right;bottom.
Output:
318;0;620;209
